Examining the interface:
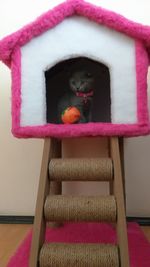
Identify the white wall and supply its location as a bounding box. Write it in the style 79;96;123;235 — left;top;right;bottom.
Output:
0;0;150;216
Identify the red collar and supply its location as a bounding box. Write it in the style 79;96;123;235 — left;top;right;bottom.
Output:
76;90;94;98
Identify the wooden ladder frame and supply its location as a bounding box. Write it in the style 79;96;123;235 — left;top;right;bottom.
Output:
29;137;130;267
29;138;62;267
110;138;130;267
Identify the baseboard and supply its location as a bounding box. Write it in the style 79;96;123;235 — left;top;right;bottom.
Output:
0;216;34;224
127;217;150;226
0;216;150;225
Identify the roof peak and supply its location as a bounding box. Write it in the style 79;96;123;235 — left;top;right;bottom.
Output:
66;0;84;7
0;0;150;67
67;0;84;2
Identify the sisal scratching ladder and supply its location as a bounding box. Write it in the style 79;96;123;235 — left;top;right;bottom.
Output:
29;137;130;267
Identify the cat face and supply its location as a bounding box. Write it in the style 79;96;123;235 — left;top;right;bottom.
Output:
69;71;94;93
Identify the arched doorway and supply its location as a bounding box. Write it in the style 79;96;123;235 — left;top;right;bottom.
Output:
45;57;111;124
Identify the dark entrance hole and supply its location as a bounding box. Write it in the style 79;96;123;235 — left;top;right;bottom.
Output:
45;57;111;124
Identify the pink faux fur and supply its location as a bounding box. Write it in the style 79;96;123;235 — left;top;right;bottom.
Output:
12;124;149;139
135;41;149;125
1;0;150;66
11;48;21;132
1;0;150;138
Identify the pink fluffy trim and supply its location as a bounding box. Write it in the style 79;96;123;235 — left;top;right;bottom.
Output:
136;41;149;125
1;0;150;66
12;124;149;139
11;47;21;132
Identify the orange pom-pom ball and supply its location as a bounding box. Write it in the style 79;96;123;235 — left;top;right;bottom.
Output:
61;107;81;124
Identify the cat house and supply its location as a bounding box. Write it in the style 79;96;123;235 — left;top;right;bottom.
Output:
0;0;150;138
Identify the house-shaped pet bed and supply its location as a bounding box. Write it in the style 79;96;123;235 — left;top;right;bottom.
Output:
0;0;150;138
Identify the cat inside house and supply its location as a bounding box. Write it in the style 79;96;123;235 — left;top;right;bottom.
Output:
46;57;111;124
58;69;94;124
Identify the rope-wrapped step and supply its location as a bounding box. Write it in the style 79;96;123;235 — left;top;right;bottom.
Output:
44;195;116;222
49;158;113;181
39;243;119;267
42;157;118;266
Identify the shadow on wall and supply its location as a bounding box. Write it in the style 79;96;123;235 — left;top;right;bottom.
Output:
45;57;111;124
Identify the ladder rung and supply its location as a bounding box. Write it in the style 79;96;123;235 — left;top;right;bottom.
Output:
44;195;117;222
39;243;119;267
49;158;113;181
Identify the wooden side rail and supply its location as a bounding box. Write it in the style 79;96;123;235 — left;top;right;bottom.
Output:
29;138;61;267
110;137;130;267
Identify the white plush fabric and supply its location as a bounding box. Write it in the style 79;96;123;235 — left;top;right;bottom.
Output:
21;16;137;126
